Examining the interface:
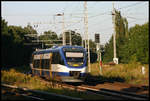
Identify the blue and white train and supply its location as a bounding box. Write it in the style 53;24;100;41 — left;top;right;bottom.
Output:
30;45;88;82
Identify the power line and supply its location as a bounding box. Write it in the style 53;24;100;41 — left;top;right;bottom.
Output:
88;11;111;19
65;18;83;29
87;2;146;20
117;2;146;10
90;26;113;34
2;13;85;17
58;2;84;35
64;2;83;19
87;2;98;10
62;2;69;12
121;12;148;15
88;2;147;34
88;16;112;28
125;16;147;20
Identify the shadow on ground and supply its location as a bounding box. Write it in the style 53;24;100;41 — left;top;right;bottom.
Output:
121;86;149;95
83;73;125;86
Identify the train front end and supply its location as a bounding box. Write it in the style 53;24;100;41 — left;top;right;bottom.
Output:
60;46;87;82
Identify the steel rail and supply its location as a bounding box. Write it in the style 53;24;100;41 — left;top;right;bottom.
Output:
23;72;149;100
77;86;148;100
101;88;149;99
57;83;148;100
1;83;82;100
1;84;45;100
20;94;45;100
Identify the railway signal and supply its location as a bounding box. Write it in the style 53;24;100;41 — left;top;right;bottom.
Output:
95;33;102;75
95;33;100;43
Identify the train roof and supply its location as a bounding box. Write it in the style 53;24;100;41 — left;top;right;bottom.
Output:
33;45;85;54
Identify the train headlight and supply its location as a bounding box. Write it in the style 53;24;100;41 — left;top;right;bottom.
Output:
73;64;79;67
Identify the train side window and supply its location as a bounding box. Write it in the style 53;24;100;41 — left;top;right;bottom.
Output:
44;59;50;69
41;59;45;69
55;52;59;64
51;52;64;65
52;52;58;64
40;59;49;69
58;53;64;65
33;60;40;68
52;52;56;64
30;54;33;63
33;60;36;68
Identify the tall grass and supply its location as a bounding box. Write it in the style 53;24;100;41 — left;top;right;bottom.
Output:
90;62;149;85
1;68;46;89
1;63;149;99
1;68;106;100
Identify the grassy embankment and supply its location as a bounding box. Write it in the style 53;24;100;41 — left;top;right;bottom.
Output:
1;62;149;100
90;62;149;85
1;66;105;100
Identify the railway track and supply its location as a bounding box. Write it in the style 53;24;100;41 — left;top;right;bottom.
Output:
2;84;45;100
38;77;149;100
79;86;148;100
31;75;149;100
100;88;149;100
20;72;149;100
2;76;149;100
1;83;82;100
60;82;149;100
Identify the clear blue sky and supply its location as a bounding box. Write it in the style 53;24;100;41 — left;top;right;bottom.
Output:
2;1;149;45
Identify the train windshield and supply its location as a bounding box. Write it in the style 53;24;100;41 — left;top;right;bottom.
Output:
63;48;85;67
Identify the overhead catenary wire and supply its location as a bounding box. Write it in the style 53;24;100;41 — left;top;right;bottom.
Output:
3;2;147;46
116;2;146;10
87;2;145;19
86;2;98;11
56;2;145;30
3;2;146;18
58;2;146;45
88;16;112;28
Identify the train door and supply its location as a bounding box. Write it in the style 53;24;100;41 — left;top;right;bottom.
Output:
49;53;53;79
40;52;53;79
51;52;64;78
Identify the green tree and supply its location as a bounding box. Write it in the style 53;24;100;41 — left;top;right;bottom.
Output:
103;36;114;62
59;30;82;46
39;30;58;48
103;9;129;63
1;18;35;67
24;23;38;35
128;23;149;64
1;18;10;67
103;21;149;64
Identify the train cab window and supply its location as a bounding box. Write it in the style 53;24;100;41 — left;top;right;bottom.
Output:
63;48;86;67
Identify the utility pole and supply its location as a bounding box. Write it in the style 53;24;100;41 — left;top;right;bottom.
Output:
84;2;87;49
84;1;91;73
82;36;84;47
53;15;56;31
112;3;118;64
62;13;66;46
55;13;65;46
99;43;102;75
70;30;72;45
32;23;40;49
69;29;78;46
55;13;81;46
